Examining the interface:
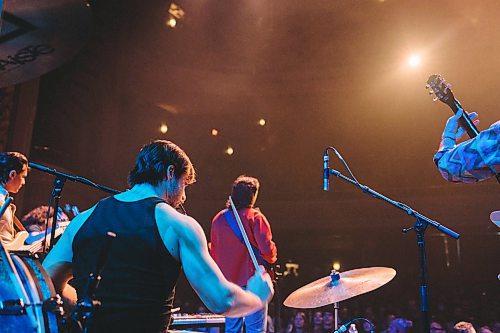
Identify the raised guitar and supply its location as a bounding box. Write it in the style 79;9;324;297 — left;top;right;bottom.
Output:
426;74;500;183
426;74;480;138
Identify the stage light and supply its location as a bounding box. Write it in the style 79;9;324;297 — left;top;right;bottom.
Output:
211;128;219;136
332;261;341;271
225;146;234;155
284;262;300;277
166;17;177;28
166;3;185;29
258;118;266;126
408;54;421;67
160;123;168;134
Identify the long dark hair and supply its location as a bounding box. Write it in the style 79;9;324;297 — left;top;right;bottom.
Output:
128;140;196;187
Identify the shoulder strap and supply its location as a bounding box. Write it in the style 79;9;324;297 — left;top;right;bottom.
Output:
223;209;269;268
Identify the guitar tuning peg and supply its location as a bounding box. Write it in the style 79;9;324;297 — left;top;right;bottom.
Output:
428;90;434;95
425;84;430;89
432;96;439;102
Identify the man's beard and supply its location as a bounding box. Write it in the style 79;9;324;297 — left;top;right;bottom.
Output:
166;181;182;208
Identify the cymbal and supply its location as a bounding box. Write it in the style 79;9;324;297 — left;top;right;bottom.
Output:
283;267;396;308
0;0;92;88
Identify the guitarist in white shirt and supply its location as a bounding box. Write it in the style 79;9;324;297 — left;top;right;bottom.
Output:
0;151;29;247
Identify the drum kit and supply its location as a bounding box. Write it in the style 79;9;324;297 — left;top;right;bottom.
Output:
0;244;62;332
283;267;397;332
0;230;116;333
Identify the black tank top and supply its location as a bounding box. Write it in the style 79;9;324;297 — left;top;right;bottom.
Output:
72;196;181;333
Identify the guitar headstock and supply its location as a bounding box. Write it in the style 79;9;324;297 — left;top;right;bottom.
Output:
426;74;456;110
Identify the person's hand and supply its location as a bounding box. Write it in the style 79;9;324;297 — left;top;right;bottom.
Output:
442;108;480;141
246;266;274;304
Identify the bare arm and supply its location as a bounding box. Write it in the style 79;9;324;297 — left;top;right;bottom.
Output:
157;204;273;317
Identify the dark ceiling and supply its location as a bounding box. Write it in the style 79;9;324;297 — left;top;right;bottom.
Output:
29;0;498;220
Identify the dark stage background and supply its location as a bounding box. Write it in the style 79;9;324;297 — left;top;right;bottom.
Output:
2;0;499;327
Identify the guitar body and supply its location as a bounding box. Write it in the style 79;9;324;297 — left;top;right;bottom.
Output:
17;221;70;254
3;231;28;251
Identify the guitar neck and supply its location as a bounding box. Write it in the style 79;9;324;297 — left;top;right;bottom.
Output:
452;100;480;138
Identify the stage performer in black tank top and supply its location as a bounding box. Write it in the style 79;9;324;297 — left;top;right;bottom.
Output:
43;140;274;333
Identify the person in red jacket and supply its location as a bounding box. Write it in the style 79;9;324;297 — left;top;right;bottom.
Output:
211;175;278;333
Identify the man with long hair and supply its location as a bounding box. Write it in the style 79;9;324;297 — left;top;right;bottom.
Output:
43;141;273;333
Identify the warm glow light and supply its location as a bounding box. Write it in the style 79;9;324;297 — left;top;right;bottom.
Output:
258;118;266;126
225;146;234;155
211;128;219;136
166;17;177;28
166;3;184;29
408;54;421;67
160;123;168;134
332;261;341;271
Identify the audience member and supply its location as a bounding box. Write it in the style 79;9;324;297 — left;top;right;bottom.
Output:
311;311;323;333
287;312;309;333
388;318;413;333
454;322;477;333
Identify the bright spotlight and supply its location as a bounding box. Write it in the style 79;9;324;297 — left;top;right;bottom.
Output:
166;17;177;28
332;261;341;271
166;3;185;29
258;118;266;126
408;54;421;67
160;123;168;134
211;128;219;136
225;146;234;156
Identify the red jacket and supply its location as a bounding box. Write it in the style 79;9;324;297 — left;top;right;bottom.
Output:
210;207;277;286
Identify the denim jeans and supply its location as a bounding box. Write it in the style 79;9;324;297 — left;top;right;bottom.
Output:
225;304;268;333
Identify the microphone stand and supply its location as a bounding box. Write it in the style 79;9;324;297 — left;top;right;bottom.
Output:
28;162;120;252
324;148;460;333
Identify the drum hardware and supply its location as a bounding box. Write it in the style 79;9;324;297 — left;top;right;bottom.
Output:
0;295;63;316
0;298;26;315
0;245;60;331
43;295;64;316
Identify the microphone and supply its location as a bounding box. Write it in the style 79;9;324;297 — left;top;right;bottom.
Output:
323;151;330;191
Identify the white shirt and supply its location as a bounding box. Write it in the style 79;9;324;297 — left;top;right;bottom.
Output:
0;186;16;243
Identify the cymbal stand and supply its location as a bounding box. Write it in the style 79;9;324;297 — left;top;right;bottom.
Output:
324;147;460;333
330;270;341;330
272;264;284;333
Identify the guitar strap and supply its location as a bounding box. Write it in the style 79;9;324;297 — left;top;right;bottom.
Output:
13;215;26;232
223;209;270;270
2;196;26;232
